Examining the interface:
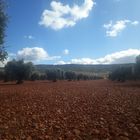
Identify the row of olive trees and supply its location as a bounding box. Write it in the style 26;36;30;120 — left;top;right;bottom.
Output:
30;69;103;82
0;59;103;84
45;69;102;82
109;55;140;82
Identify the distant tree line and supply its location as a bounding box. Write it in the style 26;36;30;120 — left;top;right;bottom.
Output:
45;69;102;82
0;59;103;84
1;55;140;84
109;55;140;82
30;68;103;82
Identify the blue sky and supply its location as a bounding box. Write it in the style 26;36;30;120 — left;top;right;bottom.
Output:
4;0;140;65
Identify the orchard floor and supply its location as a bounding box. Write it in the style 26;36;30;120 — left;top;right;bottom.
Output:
0;80;140;140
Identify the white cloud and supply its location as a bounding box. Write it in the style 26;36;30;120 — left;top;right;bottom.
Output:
63;49;69;55
24;35;34;39
56;60;67;65
17;47;61;62
39;0;95;30
104;20;139;37
96;49;140;64
56;49;140;65
131;21;139;25
0;47;61;67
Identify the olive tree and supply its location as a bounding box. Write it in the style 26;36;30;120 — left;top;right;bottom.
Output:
0;0;8;62
4;59;34;84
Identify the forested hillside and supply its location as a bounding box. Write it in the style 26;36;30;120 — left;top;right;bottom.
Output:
36;63;134;75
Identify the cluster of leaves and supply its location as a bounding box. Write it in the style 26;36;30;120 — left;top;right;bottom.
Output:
0;0;8;62
109;55;140;82
2;59;34;84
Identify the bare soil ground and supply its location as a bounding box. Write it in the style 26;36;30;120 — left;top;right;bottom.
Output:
0;80;140;140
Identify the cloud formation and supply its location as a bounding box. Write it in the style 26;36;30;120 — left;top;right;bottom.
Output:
17;47;61;62
39;0;95;30
104;20;139;37
63;49;69;55
57;49;140;65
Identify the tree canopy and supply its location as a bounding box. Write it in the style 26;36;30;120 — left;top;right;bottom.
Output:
109;55;140;81
4;59;34;84
0;0;8;62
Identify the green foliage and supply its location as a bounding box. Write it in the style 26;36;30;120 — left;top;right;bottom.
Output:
135;55;140;78
4;59;34;84
0;70;5;80
36;63;135;80
39;73;47;80
136;55;140;65
45;69;102;82
65;71;77;81
109;55;140;82
0;0;8;62
30;72;40;81
46;69;58;81
109;67;127;82
1;61;103;82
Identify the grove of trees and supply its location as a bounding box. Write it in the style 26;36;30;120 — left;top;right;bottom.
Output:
0;59;103;84
109;55;140;82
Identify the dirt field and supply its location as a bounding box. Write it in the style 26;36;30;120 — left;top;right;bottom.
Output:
0;80;140;140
